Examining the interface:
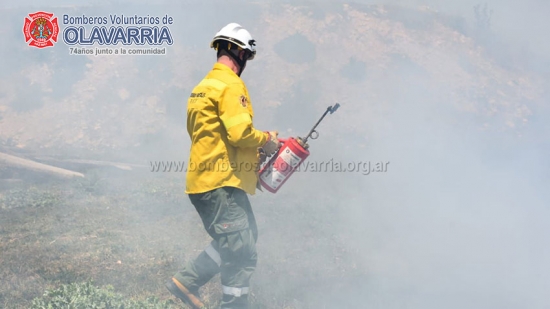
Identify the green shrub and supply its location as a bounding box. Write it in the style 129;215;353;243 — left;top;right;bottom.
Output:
30;281;174;309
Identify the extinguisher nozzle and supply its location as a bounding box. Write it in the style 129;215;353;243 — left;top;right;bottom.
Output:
296;137;309;149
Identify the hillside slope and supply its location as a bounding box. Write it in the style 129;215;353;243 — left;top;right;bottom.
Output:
0;2;544;154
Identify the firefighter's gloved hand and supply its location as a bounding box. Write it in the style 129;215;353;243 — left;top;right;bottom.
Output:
258;150;267;165
261;131;280;156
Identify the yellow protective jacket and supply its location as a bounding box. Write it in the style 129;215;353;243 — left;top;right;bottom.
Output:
185;63;268;195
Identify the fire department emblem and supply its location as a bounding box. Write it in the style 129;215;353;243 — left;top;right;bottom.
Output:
239;95;248;108
23;11;59;48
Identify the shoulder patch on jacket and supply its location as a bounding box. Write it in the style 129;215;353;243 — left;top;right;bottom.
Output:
239;95;248;108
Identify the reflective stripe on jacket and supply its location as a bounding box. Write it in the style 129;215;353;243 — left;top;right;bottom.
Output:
185;63;268;195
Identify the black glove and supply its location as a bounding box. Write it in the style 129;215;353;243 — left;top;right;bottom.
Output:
261;131;280;156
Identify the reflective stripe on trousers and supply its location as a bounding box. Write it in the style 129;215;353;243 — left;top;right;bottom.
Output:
204;242;221;267
222;285;249;297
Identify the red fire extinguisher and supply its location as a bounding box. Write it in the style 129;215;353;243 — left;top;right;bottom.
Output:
258;103;340;193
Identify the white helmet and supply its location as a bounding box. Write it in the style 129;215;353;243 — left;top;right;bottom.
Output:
210;23;256;60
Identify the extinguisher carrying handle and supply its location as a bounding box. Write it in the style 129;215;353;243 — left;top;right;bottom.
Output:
259;137;282;166
259;138;286;154
258;137;290;167
258;136;308;167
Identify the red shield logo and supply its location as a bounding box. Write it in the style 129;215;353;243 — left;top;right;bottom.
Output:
23;11;59;48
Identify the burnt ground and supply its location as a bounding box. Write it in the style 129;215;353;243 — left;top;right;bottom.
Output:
0;167;361;309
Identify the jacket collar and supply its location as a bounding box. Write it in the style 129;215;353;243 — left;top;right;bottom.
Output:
213;62;240;78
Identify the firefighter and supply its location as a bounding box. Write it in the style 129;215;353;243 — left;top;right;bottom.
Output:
165;23;280;309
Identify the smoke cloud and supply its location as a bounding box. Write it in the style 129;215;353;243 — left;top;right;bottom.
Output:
1;1;548;308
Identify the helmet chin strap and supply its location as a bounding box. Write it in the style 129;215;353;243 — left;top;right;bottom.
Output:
227;49;247;77
238;60;247;76
215;41;249;76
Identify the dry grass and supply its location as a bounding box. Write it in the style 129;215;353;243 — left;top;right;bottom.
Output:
0;172;214;308
0;168;361;308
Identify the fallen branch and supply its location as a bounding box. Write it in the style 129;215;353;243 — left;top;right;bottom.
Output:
0;152;84;179
35;157;137;171
33;157;140;171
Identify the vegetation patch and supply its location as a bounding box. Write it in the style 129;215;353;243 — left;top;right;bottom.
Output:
30;281;174;309
0;186;61;210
